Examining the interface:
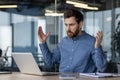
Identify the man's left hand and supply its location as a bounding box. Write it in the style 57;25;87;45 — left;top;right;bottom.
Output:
95;31;103;48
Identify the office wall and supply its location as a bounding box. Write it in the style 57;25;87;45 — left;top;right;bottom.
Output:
0;11;10;25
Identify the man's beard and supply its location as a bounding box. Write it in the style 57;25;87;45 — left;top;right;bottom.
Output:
67;29;80;38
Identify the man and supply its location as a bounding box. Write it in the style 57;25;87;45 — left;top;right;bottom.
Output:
38;9;107;73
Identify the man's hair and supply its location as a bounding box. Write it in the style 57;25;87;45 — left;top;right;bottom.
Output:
64;9;83;24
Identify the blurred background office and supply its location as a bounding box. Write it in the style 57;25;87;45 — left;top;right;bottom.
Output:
0;0;120;72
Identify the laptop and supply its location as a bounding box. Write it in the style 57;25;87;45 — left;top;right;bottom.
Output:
0;71;12;74
12;52;58;76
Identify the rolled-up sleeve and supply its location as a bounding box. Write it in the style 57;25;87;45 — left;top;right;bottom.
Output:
92;46;108;72
39;42;60;68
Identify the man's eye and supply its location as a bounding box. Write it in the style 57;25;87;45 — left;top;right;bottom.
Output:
64;24;67;26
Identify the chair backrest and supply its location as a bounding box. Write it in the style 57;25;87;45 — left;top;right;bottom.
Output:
0;57;4;70
117;64;120;73
105;61;118;73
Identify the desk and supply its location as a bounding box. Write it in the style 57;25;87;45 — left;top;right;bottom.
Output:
0;72;120;80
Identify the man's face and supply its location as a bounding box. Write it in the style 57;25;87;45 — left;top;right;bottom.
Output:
64;16;83;38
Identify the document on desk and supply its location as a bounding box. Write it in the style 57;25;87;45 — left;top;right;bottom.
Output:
80;73;120;78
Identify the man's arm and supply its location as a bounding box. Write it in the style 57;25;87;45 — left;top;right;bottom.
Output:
38;26;60;67
92;46;108;72
93;31;107;72
39;42;61;68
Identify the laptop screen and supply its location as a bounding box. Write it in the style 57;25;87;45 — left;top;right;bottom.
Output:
12;52;42;75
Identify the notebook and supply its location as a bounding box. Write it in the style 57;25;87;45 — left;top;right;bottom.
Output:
12;52;58;76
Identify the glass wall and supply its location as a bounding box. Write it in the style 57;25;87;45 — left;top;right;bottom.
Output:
84;10;112;61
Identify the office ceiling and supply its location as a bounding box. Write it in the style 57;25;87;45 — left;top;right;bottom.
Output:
0;0;106;16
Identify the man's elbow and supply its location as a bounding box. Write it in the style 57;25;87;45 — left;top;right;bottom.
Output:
98;61;108;72
45;61;54;68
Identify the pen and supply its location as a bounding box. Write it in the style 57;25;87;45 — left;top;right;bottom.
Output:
95;72;97;75
95;72;98;75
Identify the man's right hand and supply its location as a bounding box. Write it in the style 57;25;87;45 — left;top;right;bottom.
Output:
38;26;50;43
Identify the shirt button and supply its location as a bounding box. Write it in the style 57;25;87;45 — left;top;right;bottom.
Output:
74;41;76;43
67;66;70;68
69;57;72;60
72;49;74;51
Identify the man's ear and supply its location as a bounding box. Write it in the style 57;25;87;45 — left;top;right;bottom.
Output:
79;21;83;29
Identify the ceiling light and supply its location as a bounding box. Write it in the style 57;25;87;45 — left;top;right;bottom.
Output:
45;10;54;13
75;5;98;10
0;5;17;8
66;0;98;10
45;13;63;16
45;9;63;16
66;0;88;7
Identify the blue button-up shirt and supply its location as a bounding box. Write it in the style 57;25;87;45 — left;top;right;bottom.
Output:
39;31;107;73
